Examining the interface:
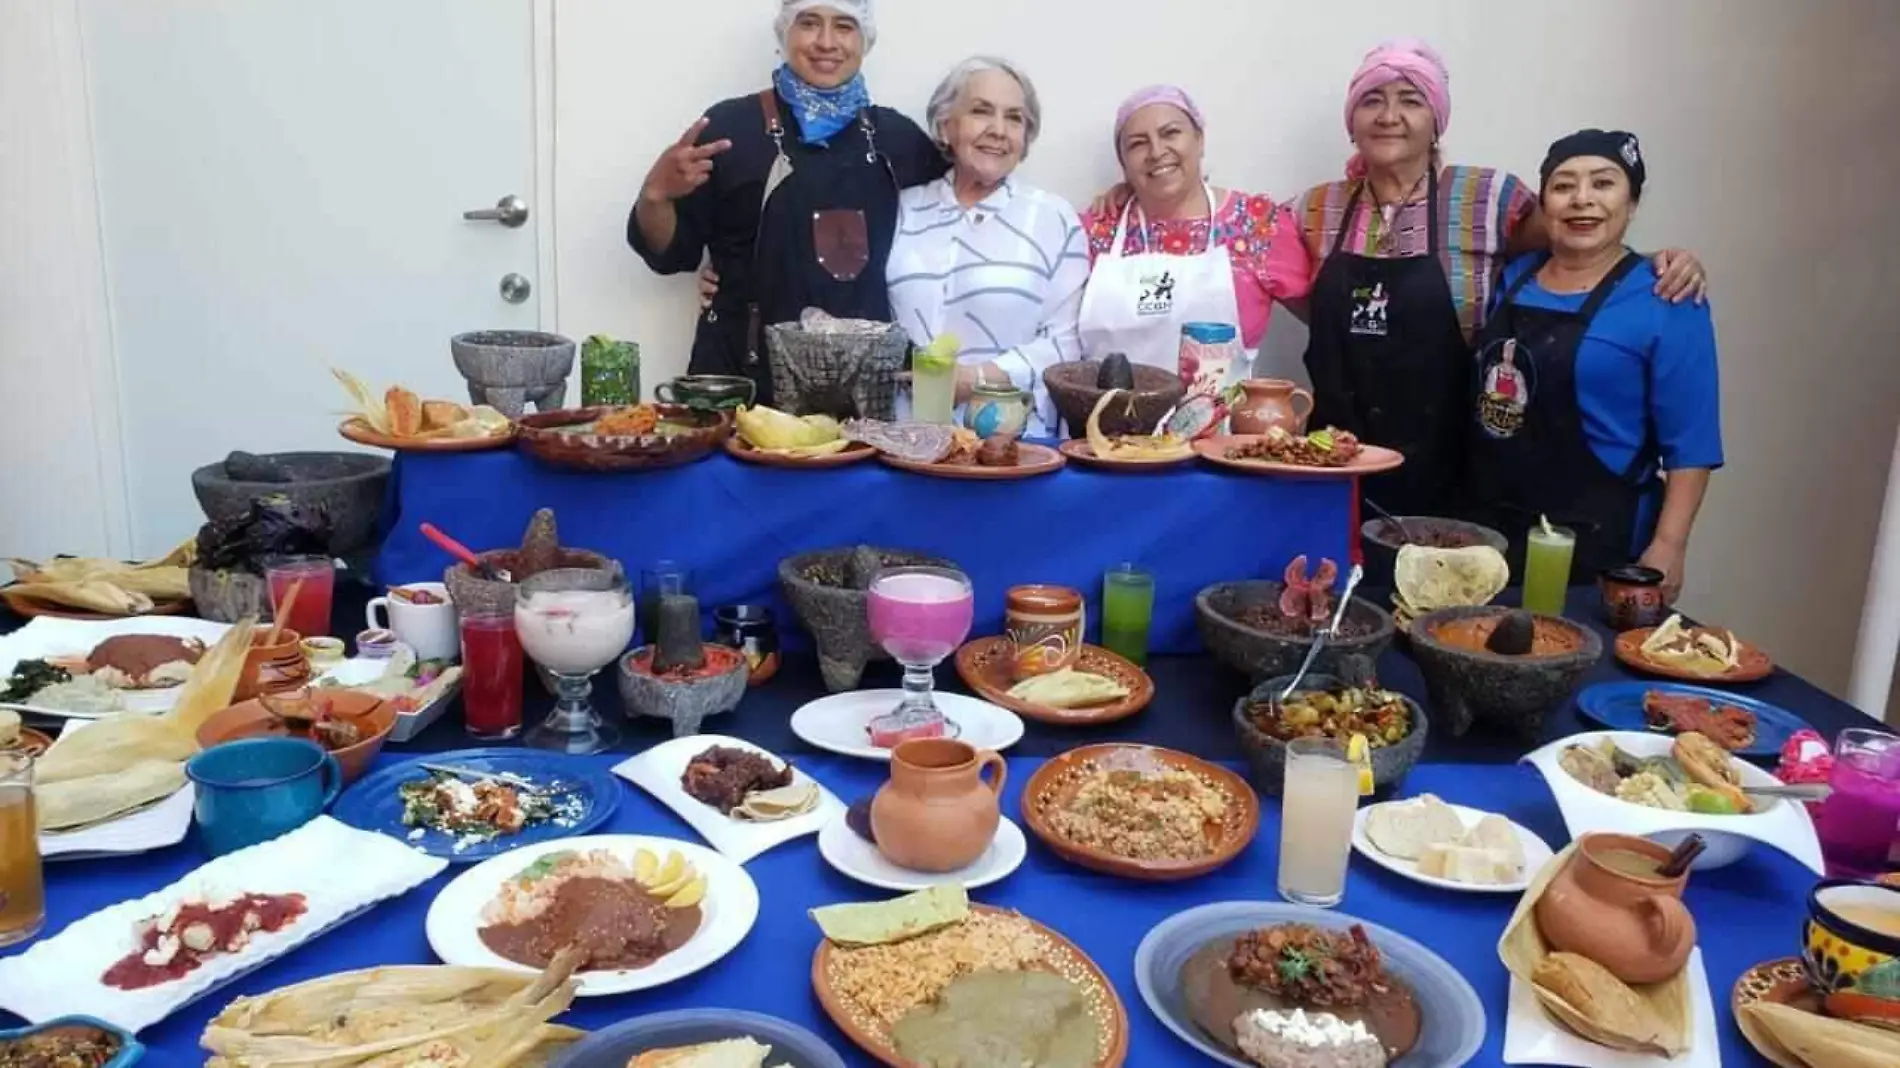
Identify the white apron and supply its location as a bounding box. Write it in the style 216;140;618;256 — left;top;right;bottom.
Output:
1077;182;1244;372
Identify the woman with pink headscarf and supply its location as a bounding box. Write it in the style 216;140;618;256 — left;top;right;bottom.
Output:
1075;85;1312;432
1291;38;1706;517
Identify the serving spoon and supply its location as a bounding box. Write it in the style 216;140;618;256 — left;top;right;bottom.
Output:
1277;563;1365;707
1362;498;1418;545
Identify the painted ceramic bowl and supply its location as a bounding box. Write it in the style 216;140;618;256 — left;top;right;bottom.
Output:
1805;879;1900;1024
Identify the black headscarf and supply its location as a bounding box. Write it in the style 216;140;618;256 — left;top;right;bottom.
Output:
1540;129;1646;200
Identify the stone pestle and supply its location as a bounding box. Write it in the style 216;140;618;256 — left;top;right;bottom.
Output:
653;593;706;674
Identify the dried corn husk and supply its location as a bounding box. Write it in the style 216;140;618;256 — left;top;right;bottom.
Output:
1740;1001;1900;1068
4;541;194;616
1497;845;1692;1056
201;955;584;1068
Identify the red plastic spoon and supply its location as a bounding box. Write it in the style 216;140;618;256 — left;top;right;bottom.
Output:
419;523;511;582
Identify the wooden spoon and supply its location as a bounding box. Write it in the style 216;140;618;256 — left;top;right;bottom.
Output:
265;578;304;647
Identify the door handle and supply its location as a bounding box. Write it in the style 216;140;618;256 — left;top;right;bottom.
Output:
463;194;528;228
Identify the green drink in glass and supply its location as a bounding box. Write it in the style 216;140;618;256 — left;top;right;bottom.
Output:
1522;519;1576;616
911;334;958;425
1102;563;1155;665
580;335;640;407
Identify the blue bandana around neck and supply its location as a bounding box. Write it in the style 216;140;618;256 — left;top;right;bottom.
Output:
773;63;871;146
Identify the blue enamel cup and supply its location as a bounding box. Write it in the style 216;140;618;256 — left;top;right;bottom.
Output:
185;737;341;856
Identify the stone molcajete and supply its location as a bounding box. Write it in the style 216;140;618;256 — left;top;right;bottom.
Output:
1195;556;1396;681
441;509;611;617
1409;605;1603;737
777;545;955;693
765;310;906;421
869;737;1005;873
1042;358;1184;440
449;330;575;417
617;592;748;738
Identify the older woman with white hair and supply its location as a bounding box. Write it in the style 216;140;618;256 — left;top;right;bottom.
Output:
886;56;1089;436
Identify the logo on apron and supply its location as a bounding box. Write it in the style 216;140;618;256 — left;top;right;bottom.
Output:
1476;338;1531;439
1349;283;1390;337
1136;271;1177;318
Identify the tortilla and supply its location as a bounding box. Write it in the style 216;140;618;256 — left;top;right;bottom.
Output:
1006;668;1131;709
732;782;820;822
1394;545;1510;618
811;885;969;947
37;759;186;832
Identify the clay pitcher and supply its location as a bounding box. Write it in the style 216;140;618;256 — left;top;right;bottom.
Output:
870;738;1006;873
1534;833;1697;984
1228;378;1314;436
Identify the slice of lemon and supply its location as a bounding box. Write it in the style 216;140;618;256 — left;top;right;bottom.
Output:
665;873;708;909
649;850;685;889
650;856;698;897
1347;733;1374;796
632;849;658;884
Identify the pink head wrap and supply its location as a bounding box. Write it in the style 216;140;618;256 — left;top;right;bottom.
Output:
1344;38;1450;177
1113;85;1204;150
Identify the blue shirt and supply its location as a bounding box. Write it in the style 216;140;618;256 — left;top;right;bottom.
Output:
1494;254;1725;480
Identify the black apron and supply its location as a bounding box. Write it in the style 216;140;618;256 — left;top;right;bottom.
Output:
1464;251;1659;577
722;89;901;406
1302;169;1472;516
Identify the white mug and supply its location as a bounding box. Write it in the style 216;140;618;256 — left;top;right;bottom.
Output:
366;582;460;663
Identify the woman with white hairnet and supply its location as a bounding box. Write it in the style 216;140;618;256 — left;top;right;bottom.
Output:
886;57;1088;436
628;1;943;405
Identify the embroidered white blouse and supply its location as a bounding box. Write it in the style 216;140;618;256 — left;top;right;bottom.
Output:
887;176;1090;435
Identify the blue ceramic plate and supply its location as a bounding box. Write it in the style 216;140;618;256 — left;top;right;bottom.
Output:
1574;681;1807;758
0;1015;143;1067
549;1009;846;1068
1134;901;1485;1068
332;748;620;862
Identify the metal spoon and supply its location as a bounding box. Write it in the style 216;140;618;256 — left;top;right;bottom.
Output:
1362;498;1418;545
1740;782;1831;803
1278;563;1365;705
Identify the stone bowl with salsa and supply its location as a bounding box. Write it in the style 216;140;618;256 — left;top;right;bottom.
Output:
1410;606;1602;739
0;1015;141;1068
1195;581;1395;682
1358;516;1507;589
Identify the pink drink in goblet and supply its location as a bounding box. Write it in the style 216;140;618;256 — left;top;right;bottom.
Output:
866;567;973;726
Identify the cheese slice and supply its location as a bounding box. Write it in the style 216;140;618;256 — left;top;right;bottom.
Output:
1457;814;1526;874
1417;844;1519;885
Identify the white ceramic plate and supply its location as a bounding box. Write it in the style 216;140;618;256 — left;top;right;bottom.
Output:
816;813;1026;892
1503;948;1718;1067
612;734;844;864
36;717;195;860
0;815;445;1031
0;616;233;717
1522;731;1824;873
1351;800;1554;894
424;834;760;997
789;691;1024;762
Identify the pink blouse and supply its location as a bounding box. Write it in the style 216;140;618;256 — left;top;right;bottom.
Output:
1082;189;1313;349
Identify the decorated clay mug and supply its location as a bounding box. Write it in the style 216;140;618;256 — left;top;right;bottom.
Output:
1005;585;1084;681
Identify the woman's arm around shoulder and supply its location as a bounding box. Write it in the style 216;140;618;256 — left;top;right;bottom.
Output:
880;107;951;189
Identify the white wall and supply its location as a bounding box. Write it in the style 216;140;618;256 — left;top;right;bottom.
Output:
553;0;1900;706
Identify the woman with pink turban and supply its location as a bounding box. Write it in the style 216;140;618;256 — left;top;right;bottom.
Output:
1289;38;1706;517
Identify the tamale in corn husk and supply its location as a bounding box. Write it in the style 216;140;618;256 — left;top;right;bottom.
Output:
3;541;194;615
1740;1001;1900;1068
201;953;585;1068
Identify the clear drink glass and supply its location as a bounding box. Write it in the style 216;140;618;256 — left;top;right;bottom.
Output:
460;611;524;741
638;561;692;647
515;567;635;755
1101;563;1155;666
0;752;45;947
1522;523;1576;616
866;566;974;720
1278;737;1360;907
911;350;957;425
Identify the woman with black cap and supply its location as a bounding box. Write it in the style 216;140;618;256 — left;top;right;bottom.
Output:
1464;130;1722;602
628;2;944;404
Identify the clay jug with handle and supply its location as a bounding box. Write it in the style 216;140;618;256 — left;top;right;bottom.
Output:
871;738;1006;873
1229;378;1314;435
1534;833;1697;984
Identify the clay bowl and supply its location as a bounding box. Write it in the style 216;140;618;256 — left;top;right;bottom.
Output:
617;645;749;738
190;452;391;558
188;567;273;624
234;625;309;702
1358;516;1508;589
1020;743;1259;881
442;547;612;617
1232;673;1427;796
1043;361;1185;439
1410;605;1603;738
515;405;731;473
195;689;395;785
777;547;955;693
1194;581;1395;682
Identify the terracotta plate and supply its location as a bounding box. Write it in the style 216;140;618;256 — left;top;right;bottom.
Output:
5;728;52;758
1732;957;1818;1068
953;637;1153;726
1193;435;1405;479
516;405;730;472
1021;743;1260;881
810;904;1129;1068
1615;627;1774;683
0;590;192;621
879;442;1065;480
1056;439;1195;472
724;436;877;469
337;417;515;453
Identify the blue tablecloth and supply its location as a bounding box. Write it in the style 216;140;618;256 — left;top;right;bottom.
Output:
371;450;1354;655
9;757;1808;1067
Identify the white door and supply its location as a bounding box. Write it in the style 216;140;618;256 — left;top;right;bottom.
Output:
79;0;543;557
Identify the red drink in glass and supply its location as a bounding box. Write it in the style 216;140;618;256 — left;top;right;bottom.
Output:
460;612;523;740
265;556;335;638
